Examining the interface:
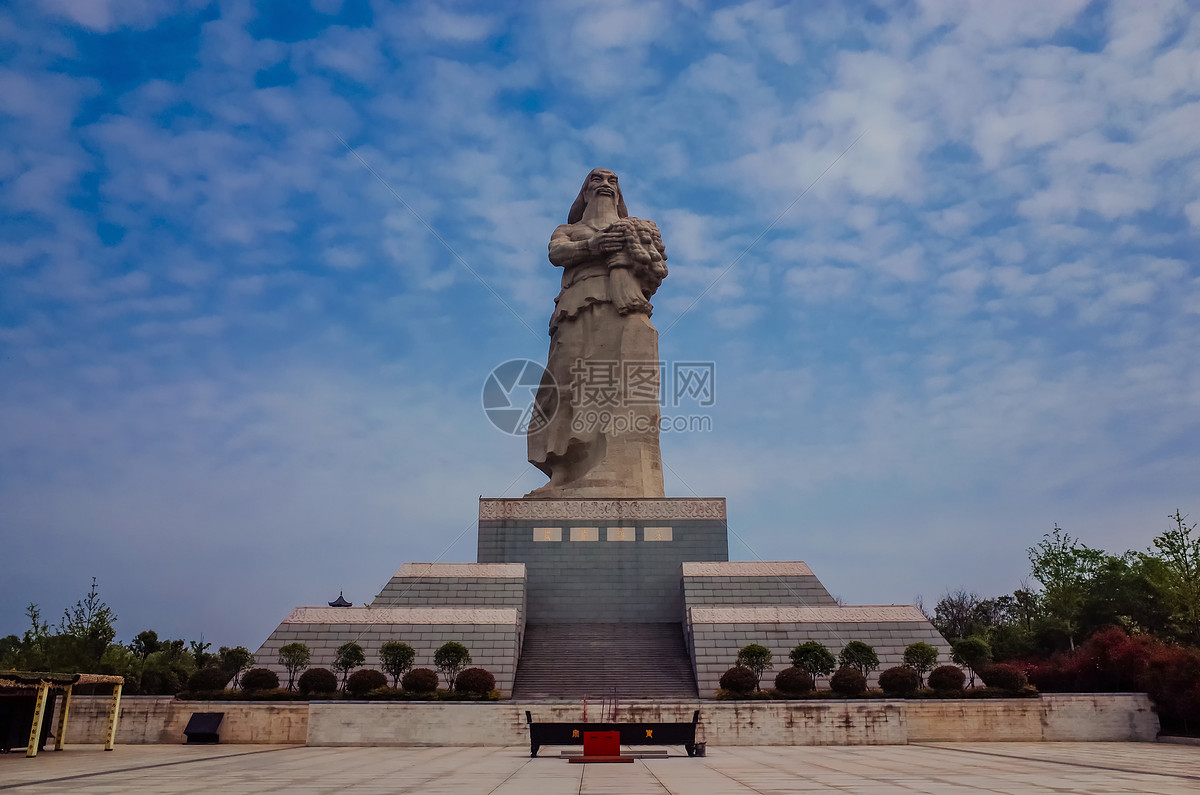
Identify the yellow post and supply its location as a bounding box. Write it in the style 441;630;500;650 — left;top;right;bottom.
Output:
25;682;50;758
104;683;123;751
54;684;73;751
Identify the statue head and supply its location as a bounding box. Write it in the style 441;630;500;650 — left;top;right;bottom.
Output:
568;168;629;224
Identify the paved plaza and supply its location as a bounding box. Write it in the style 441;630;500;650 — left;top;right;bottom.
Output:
2;742;1198;794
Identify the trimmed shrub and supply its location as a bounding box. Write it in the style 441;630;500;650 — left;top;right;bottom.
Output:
454;667;496;696
903;642;939;685
333;641;366;690
838;642;880;676
735;643;773;690
878;666;920;697
402;667;440;693
278;642;311;691
790;641;837;682
927;665;966;692
298;667;338;695
773;666;813;696
240;667;279;691
829;666;867;696
719;666;757;695
951;636;992;686
379;641;416;687
187;666;231;692
434;642;472;689
346;668;388;697
978;663;1027;692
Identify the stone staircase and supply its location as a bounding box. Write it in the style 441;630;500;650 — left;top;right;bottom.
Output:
512;622;699;699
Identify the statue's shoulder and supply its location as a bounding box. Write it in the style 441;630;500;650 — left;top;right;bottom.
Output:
550;223;588;241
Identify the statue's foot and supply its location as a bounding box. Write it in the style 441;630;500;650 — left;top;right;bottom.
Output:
524;482;560;498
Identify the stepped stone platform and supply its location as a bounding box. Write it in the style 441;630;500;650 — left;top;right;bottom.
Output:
685;604;951;696
512;623;698;699
681;561;840;607
255;563;528;696
255;498;953;700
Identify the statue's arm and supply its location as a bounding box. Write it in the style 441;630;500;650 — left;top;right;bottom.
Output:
548;225;593;268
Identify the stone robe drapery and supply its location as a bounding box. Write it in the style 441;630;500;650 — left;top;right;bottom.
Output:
527;220;666;498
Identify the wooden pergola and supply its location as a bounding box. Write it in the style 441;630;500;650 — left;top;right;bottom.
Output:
0;671;124;758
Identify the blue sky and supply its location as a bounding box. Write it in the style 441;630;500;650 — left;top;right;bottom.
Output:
2;0;1197;649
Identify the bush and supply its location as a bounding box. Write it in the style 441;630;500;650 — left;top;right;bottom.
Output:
978;663;1027;691
773;666;813;696
951;636;992;686
790;641;837;682
278;642;311;691
402;667;440;693
719;666;757;695
903;642;939;684
454;667;496;696
240;667;280;691
346;668;388;697
838;642;880;676
298;667;339;695
1142;643;1200;732
379;641;416;687
1077;626;1153;691
878;666;920;696
830;666;867;696
927;665;966;692
735;643;773;690
433;642;472;689
187;666;231;692
333;641;366;690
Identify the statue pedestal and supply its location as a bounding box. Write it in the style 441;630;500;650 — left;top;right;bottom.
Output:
477;498;727;624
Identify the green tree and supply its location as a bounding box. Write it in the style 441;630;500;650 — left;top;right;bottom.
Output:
189;638;215;668
59;578;116;671
139;640;196;694
735;643;774;691
14;604;51;671
902;642;939;686
131;630;161;661
99;643;136;682
789;641;837;686
932;589;985;642
950;636;992;687
219;646;255;688
0;634;20;668
1148;510;1200;644
433;642;472;690
1076;553;1170;639
379;641;416;687
278;643;312;691
838;641;880;677
333;642;366;691
1028;525;1104;649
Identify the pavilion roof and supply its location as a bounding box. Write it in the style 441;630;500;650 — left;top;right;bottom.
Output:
0;671;124;689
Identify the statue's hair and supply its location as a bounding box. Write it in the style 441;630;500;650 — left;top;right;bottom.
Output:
568;168;628;224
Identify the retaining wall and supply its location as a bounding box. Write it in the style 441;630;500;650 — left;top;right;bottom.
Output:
57;693;1157;746
54;696;308;745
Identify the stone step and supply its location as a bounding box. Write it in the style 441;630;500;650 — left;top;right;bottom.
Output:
513;622;699;699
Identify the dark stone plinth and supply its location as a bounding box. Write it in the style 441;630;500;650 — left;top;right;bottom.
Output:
478;498;728;623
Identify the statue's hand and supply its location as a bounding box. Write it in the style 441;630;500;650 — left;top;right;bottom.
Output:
588;230;624;254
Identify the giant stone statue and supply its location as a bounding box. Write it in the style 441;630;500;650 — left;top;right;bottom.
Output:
527;169;668;498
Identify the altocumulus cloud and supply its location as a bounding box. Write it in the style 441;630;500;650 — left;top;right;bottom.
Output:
0;0;1197;645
